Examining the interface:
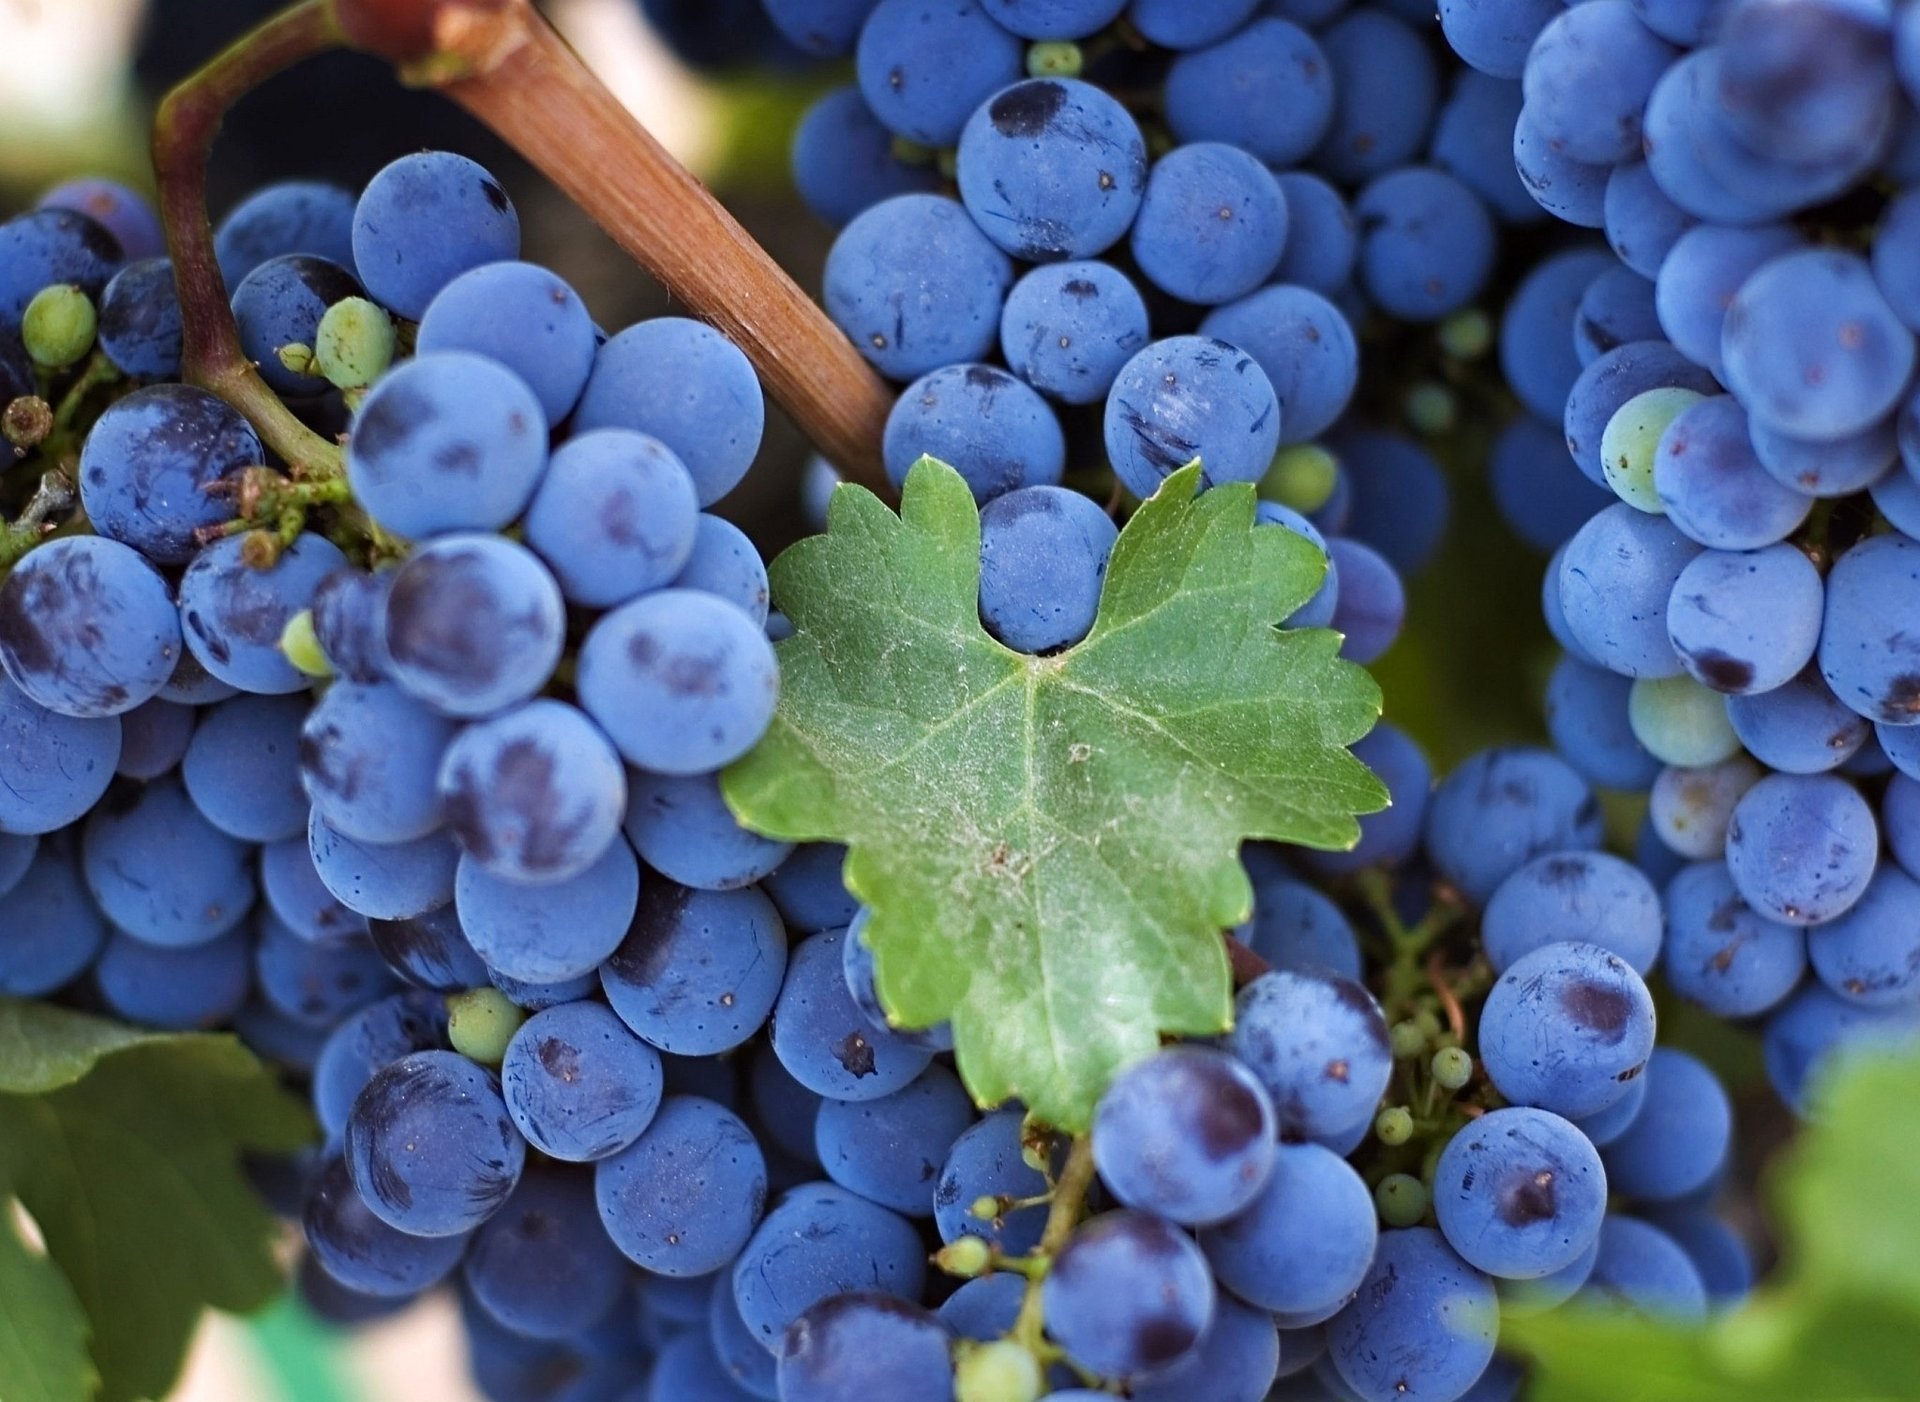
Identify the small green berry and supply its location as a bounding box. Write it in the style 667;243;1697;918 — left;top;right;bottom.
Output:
1375;1106;1415;1146
1412;1008;1443;1041
446;987;527;1064
1431;1046;1473;1092
1026;41;1083;78
315;296;396;391
22;284;96;370
1259;443;1340;513
279;609;333;679
1375;1173;1429;1228
936;1235;993;1278
1404;382;1456;436
957;1340;1043;1402
1390;1019;1428;1060
970;1194;1002;1223
1600;385;1703;513
277;343;316;375
1438;309;1493;360
3;395;53;450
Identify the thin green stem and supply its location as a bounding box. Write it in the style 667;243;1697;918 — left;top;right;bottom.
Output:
1009;1134;1097;1359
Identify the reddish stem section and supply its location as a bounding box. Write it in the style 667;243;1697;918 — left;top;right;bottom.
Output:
338;0;893;490
1225;932;1270;988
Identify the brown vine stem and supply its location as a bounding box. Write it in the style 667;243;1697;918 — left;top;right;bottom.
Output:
152;0;348;481
335;0;893;491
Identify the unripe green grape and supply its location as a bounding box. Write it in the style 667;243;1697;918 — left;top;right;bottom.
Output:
956;1340;1043;1402
277;343;316;375
22;284;96;370
1374;1173;1429;1228
1026;41;1083;78
1259;443;1340;513
971;1194;1002;1222
1629;674;1743;767
1390;1019;1429;1060
1405;383;1456;436
1430;1046;1473;1092
1438;309;1492;360
315;296;396;392
1600;386;1703;512
1412;1008;1442;1042
446;987;527;1064
936;1235;992;1278
279;609;333;679
1375;1106;1414;1146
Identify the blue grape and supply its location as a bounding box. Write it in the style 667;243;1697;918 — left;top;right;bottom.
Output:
364;903;486;990
1766;981;1920;1115
1242;876;1361;976
1164;18;1333;166
1327;1228;1497;1402
814;1064;973;1215
1819;532;1920;726
254;915;396;1028
777;1293;955;1402
1643;1207;1753;1306
975;484;1116;653
1127;0;1257;47
1501;249;1616;424
0;535;181;718
1423;746;1603;904
825;194;1013;382
1808;864;1920;1008
383;534;564;719
303;1154;468;1298
0;831;36;899
1044;1209;1213;1380
1874;186;1920;332
416;260;595;423
1647;753;1762;861
1725;773;1877;926
179;531;347;695
937;1273;1025;1341
1478;941;1656;1119
489;967;599;1012
601;880;788;1055
311;990;448;1140
307;810;459;921
456;837;639;983
1273;173;1357;296
934;1109;1053;1253
1522;2;1675;165
38;178;161;260
96;926;250;1030
956;78;1146;263
1327;426;1449;575
570;318;765;507
673;519;772;631
182;692;308;841
79;386;254;564
1130;1294;1280;1402
300;681;453;844
1573;266;1662;367
0;208;121;328
1302;723;1430;878
1437;0;1561;79
0;845;108;996
1255;502;1339;631
1228;969;1391;1139
978;0;1124;38
883;363;1065;500
82;774;252;947
438;699;625;884
1564;342;1718;488
215;181;357;287
1600;1048;1730;1202
1654;223;1801;381
1433;1106;1606;1279
1544;654;1660;791
464;1167;629;1341
1557;503;1698;678
1662;861;1807;1018
1200;1140;1376;1315
1652;396;1812;550
1313;11;1438;185
96;257;181;377
733;1181;926;1346
1715;0;1896;166
1482;851;1661;975
855;0;1024;146
346;1048;524;1236
1489;417;1613;553
623;769;791;892
1202;287;1359;446
1130;143;1288;306
1512;104;1609;227
294;1254;409;1329
231;254;362;397
1354;168;1495;324
265;835;370;942
648;1329;759;1401
1727;670;1869;775
771;927;932;1099
1092;1046;1276;1226
791;85;940;228
998;260;1148;407
351;152;519;320
1104;336;1281;499
1570;1070;1647;1153
1871;461;1920;539
841;910;953;1052
1883;721;1920;782
521;428;702;608
501;1000;664;1161
309;568;392;684
1723;250;1914;441
764;843;859;932
1603;162;1695;280
577;588;778;775
1579;1215;1708;1320
1667;544;1824;696
1430;71;1539;228
345;351;548;540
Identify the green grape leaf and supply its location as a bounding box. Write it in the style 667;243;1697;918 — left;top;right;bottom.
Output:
0;1203;95;1402
1506;1048;1920;1402
0;999;314;1402
725;458;1385;1128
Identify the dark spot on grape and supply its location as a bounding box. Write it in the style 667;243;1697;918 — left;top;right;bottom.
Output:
536;1037;581;1082
833;1032;877;1077
1562;978;1632;1039
350;380;426;468
1061;279;1099;301
606;880;697;985
1538;854;1591;888
1197;1078;1266;1157
1687;649;1755;693
1135;1313;1201;1369
1498;1169;1557;1227
1883;673;1920;719
480;179;510;214
434;442;482;477
989;80;1068;138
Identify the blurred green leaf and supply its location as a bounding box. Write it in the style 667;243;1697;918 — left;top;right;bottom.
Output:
0;1204;95;1402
